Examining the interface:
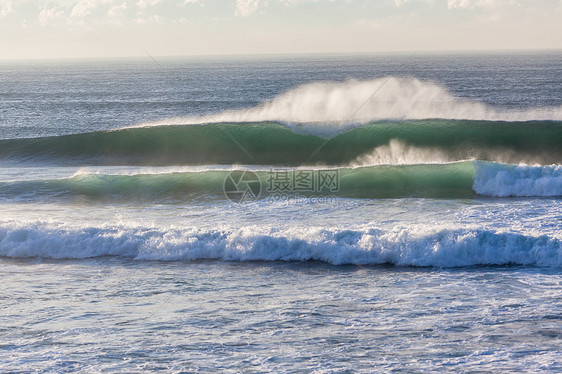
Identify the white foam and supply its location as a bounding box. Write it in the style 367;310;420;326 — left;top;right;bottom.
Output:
351;139;455;166
132;77;562;135
473;162;562;197
0;224;560;267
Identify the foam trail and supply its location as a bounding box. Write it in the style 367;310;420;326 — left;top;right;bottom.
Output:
0;224;560;267
473;162;562;197
137;77;562;135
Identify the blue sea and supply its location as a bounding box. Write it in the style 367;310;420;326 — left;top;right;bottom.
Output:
0;52;561;372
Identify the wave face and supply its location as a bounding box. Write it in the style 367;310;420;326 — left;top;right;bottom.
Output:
1;120;561;166
1;162;560;202
0;224;560;267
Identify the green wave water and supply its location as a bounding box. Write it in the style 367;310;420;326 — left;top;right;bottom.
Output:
0;120;560;166
0;162;483;201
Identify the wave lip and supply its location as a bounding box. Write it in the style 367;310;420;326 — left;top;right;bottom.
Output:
0;225;560;267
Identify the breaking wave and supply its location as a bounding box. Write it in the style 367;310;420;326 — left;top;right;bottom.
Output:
0;224;559;267
0;162;560;202
140;77;562;130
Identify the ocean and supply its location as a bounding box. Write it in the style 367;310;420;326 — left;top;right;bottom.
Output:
0;52;561;372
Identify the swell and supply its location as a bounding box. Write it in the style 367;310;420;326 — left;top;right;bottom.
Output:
1;162;560;202
0;120;561;166
0;224;560;267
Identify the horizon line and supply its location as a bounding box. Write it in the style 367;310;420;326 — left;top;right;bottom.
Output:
1;47;561;63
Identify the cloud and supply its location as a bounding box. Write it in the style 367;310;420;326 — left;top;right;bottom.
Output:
235;0;260;16
108;2;127;17
70;0;105;19
394;0;434;6
133;14;162;23
138;0;162;8
39;6;65;26
1;0;561;59
0;0;13;18
235;0;352;15
447;0;514;9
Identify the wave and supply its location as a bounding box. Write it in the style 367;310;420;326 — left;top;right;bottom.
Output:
1;162;560;202
0;224;559;267
1;120;561;166
139;77;562;130
474;162;562;197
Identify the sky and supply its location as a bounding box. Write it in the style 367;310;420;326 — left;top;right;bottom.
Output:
0;0;561;59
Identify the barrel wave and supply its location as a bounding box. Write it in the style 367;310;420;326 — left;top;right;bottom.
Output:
1;120;561;166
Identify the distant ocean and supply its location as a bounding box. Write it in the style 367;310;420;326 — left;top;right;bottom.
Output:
1;53;561;372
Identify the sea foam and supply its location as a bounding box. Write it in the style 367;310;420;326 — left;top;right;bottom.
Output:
0;224;560;267
473;162;562;197
136;77;562;135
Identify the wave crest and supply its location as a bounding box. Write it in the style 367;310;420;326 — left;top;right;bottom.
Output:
142;77;562;132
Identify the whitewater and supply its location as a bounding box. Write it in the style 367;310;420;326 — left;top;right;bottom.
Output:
0;53;561;372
